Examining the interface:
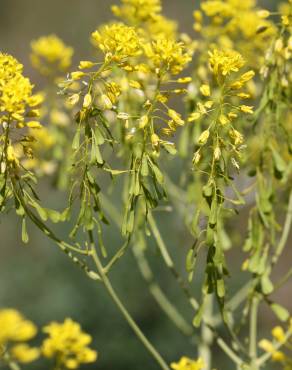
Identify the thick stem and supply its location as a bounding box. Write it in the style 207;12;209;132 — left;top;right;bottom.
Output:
249;296;259;369
198;294;214;370
132;244;195;338
148;212;199;311
88;231;170;370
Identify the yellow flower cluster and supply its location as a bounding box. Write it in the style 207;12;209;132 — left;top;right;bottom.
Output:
208;49;245;76
0;53;43;166
92;23;141;62
259;322;292;367
193;0;276;68
30;34;73;76
0;309;39;364
111;0;161;24
111;0;177;41
189;49;254;165
0;53;42;126
144;38;191;75
170;356;205;370
42;318;97;369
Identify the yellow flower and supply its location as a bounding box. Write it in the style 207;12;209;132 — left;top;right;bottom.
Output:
272;326;286;343
0;53;42;127
198;129;210;145
171;356;205;370
188;112;201;122
0;309;37;345
83;93;92;108
139;115;149;128
219;114;229;125
78;61;95;69
27;121;42;129
230;70;255;89
229;128;244;145
91;23;141;62
144;37;191;75
42;318;97;369
168;109;185;126
111;0;161;24
240;105;254;114
68;94;80;106
10;344;40;363
200;84;211;96
208;49;245;76
30;35;73;76
259;339;274;353
71;71;85;81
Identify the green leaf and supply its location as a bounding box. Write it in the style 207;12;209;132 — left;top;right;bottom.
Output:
270;303;289;322
141;156;149;177
217;278;225;298
21;217;29;244
261;274;274;295
72;127;80;150
162;142;177;155
209;196;217;228
46;209;61;223
271;147;287;177
151;162;164;185
192;302;205;328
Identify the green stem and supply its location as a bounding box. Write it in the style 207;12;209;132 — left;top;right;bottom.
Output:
148;212;199;311
88;231;170;370
101;195;244;367
198;294;213;370
132;244;195;338
100;194;196;339
249;295;259;369
271;189;292;267
216;338;245;368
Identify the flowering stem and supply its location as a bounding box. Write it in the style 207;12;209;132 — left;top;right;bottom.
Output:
88;230;170;370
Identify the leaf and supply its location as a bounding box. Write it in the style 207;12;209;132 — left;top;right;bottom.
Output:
72;127;81;150
46;209;61;223
261;274;274;295
271;146;287;178
162;142;177;155
217;278;225;298
30;199;48;221
21;217;29;244
192;302;205;328
91;136;103;164
209;196;217;228
270;303;289;322
150;162;164;185
141;156;149;177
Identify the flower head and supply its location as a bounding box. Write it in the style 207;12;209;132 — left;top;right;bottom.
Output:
30;35;73;76
171;356;205;370
208;49;245;76
0;309;39;364
0;53;42;127
144;37;191;75
42;318;97;369
0;309;37;345
91;23;141;62
112;0;161;24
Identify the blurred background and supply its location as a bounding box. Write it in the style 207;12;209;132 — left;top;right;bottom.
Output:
0;0;290;369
